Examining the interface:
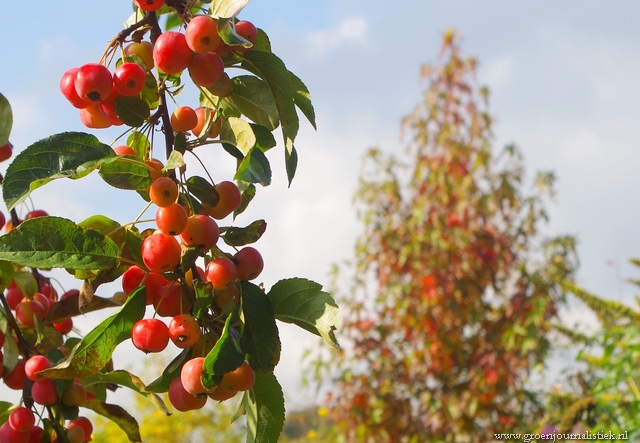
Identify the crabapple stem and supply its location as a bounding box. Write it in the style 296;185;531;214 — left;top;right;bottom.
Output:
147;13;177;170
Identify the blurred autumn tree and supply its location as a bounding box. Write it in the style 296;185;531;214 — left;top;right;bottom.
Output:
307;32;579;442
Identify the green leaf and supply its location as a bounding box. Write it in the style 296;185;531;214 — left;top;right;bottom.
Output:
99;156;153;190
221;220;266;247
253;29;272;53
12;271;37;297
0;93;12;145
82;370;169;415
0;401;14;426
164;150;185;171
234;183;255;219
229;76;279;131
84;399;142;442
2;132;115;210
222;143;245;160
40;287;146;379
285;145;298;186
240;282;280;371
186;176;220;207
241;51;299;173
217;17;252;47
251;124;277;152
0;261;15;293
235;147;271;186
0;216;120;270
206;72;235;98
202;314;244;389
147;348;193;393
210;0;249;18
267;278;340;350
221;116;257;155
289;71;316;130
141;72;160;110
244;371;285;443
127;132;150;159
115;96;150;127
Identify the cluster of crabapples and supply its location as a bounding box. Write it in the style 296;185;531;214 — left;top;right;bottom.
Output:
59;5;257;131
123;175;263;411
0;276;94;443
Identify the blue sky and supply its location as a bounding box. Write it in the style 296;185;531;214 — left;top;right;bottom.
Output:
1;0;639;410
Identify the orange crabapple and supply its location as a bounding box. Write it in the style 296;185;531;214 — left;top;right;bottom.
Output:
155;203;189;235
185;15;223;53
149;177;179;207
170;106;198;132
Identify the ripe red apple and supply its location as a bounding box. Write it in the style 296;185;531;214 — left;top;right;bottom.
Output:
0;142;13;162
131;318;170;353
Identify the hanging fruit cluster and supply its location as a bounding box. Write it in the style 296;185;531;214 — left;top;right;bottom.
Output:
0;1;339;442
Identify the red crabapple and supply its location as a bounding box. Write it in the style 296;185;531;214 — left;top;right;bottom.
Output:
15;299;45;327
9;407;35;432
153;32;193;74
235;20;257;48
168;376;207;412
0;142;12;163
141;233;182;273
122;264;170;305
153;284;193;318
134;0;165;11
156;203;189;236
234;247;264;281
203;181;242;219
180;214;219;251
185;15;223;53
4;359;26;390
131;318;170;353
113;145;137;156
74;63;112;103
32;378;59;405
113;62;146;97
180;357;211;396
68;417;93;443
0;422;29;443
60;68;91;109
206;257;237;290
25;355;51;381
188;53;224;88
168;314;201;348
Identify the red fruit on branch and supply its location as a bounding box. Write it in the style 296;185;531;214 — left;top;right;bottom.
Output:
74;63;113;103
141;233;182;273
185;15;223;54
153;32;193;74
131;318;170;353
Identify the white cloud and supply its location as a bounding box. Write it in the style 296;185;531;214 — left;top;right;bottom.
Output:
309;16;369;54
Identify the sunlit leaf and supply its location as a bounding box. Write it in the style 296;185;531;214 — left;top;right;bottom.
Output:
40;288;145;379
2;132;115;210
0;217;120;270
244;371;285;443
267;278;340;350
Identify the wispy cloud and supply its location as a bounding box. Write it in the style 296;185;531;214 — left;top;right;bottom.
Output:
309;16;369;54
